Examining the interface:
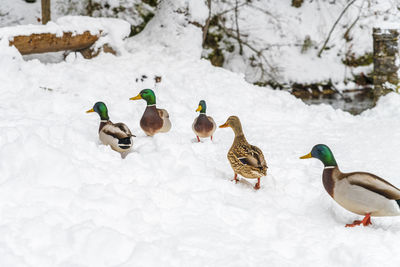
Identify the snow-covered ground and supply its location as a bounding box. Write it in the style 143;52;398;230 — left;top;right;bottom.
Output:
1;1;400;267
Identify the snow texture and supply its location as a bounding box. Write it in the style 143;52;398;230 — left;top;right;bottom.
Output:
1;1;400;267
128;0;207;58
215;0;400;84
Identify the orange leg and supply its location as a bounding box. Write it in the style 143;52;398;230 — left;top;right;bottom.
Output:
231;173;239;183
211;135;213;141
196;136;200;142
345;213;372;227
254;178;261;190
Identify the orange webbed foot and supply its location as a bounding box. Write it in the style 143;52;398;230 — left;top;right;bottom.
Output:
254;178;261;190
231;173;239;184
345;213;372;227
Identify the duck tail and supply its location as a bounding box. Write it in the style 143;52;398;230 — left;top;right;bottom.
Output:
118;137;132;149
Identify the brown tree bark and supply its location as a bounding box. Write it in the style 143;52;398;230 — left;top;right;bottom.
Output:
41;0;51;24
9;31;100;55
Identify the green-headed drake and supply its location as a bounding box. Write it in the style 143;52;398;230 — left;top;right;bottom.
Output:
86;102;135;158
192;100;216;142
301;144;400;227
219;116;268;190
130;89;171;136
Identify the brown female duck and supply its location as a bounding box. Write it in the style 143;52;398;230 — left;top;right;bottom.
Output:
219;116;267;190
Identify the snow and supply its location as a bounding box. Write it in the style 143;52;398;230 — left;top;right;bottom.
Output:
1;2;400;267
216;0;400;84
128;0;207;58
3;1;399;86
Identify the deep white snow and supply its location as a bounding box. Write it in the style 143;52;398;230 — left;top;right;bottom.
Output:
1;1;400;267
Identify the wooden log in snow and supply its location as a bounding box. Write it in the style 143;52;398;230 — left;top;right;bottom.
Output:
9;31;100;55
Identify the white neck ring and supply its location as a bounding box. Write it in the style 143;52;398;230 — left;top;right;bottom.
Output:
324;166;336;169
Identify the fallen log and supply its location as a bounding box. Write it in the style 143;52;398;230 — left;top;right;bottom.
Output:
9;31;100;55
0;16;130;58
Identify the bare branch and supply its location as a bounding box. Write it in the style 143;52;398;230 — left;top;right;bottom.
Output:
317;0;357;57
214;2;247;17
248;5;281;23
343;0;365;41
234;0;243;55
219;25;278;81
202;0;212;47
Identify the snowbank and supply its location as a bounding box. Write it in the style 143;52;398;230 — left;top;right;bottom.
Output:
216;0;400;84
127;0;208;58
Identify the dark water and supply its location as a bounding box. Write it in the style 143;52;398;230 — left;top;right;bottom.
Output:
298;90;375;115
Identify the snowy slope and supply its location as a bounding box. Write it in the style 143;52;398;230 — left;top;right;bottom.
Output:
214;0;400;84
2;0;399;86
1;4;400;267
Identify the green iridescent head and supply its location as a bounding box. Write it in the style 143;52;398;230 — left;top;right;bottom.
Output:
300;144;337;167
130;89;156;105
86;101;109;121
196;100;207;114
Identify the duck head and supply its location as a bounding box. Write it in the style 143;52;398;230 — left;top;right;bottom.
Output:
130;89;156;106
196;100;207;114
300;144;337;167
219;116;243;136
86;102;109;121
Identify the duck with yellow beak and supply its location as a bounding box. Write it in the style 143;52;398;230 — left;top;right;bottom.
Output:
219;116;267;190
86;102;135;158
129;89;171;136
192;100;216;142
300;144;400;227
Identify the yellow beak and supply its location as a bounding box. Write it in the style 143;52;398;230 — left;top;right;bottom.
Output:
130;94;142;100
219;122;229;128
300;152;312;159
86;108;94;113
196;105;202;112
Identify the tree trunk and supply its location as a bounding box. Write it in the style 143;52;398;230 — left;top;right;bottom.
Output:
41;0;51;24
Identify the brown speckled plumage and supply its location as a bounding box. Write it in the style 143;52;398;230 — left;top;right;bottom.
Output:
220;116;267;189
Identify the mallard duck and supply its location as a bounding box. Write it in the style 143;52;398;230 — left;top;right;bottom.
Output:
192;100;216;142
300;144;400;227
129;89;171;136
86;102;135;158
219;116;267;190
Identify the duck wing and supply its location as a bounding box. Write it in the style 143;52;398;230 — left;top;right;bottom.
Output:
345;172;400;200
102;123;133;140
113;123;135;137
157;108;169;119
230;143;267;173
157;108;171;133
